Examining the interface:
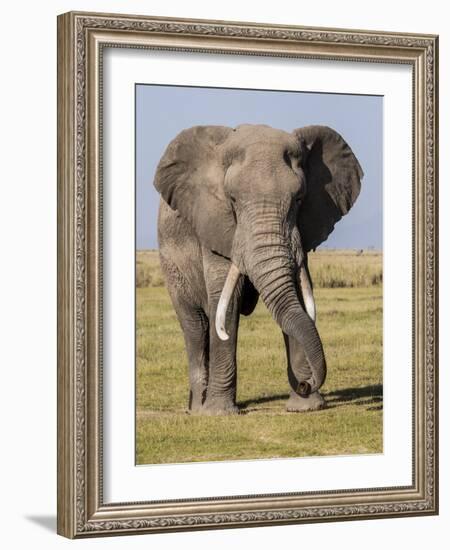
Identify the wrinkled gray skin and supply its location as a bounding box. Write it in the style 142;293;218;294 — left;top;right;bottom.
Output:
154;124;363;415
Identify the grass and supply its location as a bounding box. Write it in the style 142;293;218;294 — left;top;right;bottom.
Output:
136;250;165;288
136;249;383;465
308;249;382;288
136;249;383;290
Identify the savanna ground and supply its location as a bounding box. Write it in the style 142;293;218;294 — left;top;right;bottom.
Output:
136;249;383;464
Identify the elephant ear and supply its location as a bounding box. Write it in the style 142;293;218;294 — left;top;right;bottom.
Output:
293;126;363;252
154;125;235;257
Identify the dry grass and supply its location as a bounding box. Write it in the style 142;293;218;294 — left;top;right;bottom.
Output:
308;249;382;288
136;250;165;288
136;249;382;289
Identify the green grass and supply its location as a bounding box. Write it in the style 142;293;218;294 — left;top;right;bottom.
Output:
136;250;383;464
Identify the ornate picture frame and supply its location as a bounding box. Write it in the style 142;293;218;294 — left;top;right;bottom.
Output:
57;11;438;538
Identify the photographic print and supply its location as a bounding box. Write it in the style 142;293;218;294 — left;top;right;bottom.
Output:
135;85;383;465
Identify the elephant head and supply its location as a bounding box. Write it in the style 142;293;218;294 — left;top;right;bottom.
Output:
154;124;363;397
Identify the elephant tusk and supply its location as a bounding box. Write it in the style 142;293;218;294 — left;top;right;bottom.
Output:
215;263;241;341
299;261;316;323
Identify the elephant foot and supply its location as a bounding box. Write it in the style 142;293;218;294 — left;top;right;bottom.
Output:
286;390;326;413
200;395;240;416
187;390;206;414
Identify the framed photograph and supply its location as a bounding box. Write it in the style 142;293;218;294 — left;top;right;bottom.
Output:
57;11;439;538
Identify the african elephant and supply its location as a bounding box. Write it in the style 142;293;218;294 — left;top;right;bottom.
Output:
153;124;363;415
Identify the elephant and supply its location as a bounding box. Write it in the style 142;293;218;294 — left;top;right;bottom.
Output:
153;124;363;415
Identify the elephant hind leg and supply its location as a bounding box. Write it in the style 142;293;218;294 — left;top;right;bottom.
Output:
183;309;209;412
159;250;210;412
168;296;209;412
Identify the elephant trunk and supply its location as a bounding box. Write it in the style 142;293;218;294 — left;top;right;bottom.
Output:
215;218;326;395
248;248;326;395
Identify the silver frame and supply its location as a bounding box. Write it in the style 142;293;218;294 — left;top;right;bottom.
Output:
57;11;439;538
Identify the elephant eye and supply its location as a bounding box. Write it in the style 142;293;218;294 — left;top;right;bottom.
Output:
283;151;293;169
284;150;303;174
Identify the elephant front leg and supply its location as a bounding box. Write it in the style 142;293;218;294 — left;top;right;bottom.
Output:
201;304;240;415
200;251;242;415
283;333;326;412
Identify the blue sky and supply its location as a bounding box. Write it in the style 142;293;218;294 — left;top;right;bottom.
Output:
136;85;382;250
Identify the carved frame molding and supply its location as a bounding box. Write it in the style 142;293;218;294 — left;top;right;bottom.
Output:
57;11;438;538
